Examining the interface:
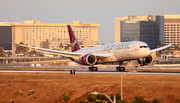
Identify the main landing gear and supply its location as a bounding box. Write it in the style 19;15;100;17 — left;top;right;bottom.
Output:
89;65;98;71
88;62;125;72
116;62;125;71
138;58;145;67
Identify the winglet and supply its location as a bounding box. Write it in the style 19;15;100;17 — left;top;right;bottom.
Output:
67;25;81;52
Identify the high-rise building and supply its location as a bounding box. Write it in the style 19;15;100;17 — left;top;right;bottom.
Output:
0;20;100;54
164;14;180;50
0;25;12;50
115;15;164;49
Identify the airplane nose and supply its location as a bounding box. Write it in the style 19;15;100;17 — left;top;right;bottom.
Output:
147;49;151;55
145;49;151;56
139;48;151;57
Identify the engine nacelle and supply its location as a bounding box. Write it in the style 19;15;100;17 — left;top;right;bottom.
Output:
81;54;97;65
138;55;153;65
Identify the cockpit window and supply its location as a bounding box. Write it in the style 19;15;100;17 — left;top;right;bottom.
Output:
140;46;148;48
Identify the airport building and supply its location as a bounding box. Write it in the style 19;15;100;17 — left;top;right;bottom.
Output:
164;14;180;49
0;20;100;54
115;15;164;49
40;38;98;50
0;25;12;50
115;14;180;50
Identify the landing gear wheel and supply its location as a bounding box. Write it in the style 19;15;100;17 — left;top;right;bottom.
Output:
121;67;125;71
70;69;75;74
116;67;120;71
116;67;125;71
94;67;97;71
89;67;98;71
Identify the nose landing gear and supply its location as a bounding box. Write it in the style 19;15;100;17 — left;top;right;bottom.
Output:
116;62;125;71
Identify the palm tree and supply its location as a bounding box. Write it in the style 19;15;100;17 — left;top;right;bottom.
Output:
0;46;5;63
0;46;5;57
28;51;34;56
165;47;171;54
59;43;64;50
160;44;165;47
16;42;29;58
174;45;179;51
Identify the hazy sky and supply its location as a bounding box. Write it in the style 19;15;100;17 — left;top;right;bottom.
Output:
0;0;180;44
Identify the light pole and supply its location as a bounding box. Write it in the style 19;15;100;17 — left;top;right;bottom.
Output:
91;91;116;103
121;72;124;99
121;71;135;99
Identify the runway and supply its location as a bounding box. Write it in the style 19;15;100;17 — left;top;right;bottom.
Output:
0;69;180;76
0;64;180;76
0;65;180;69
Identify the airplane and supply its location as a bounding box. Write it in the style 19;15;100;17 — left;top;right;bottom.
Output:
9;25;173;72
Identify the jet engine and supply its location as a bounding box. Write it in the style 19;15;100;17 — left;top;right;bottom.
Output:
81;54;97;65
138;55;153;66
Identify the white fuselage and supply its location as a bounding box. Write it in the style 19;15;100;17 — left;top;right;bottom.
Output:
75;41;151;63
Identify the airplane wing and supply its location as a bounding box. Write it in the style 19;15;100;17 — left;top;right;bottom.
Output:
8;42;109;59
9;42;83;58
150;42;173;53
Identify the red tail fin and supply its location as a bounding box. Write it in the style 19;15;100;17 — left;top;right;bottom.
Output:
67;25;81;52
